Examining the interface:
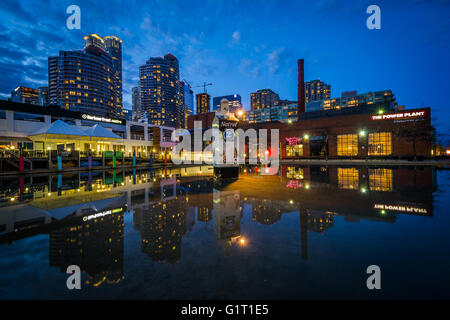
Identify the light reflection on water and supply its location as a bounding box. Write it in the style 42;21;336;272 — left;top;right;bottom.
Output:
0;165;449;299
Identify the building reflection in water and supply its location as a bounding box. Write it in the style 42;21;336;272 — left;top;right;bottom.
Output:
213;189;243;256
0;165;437;285
50;206;125;287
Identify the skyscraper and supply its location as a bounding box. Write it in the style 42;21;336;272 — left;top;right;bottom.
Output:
139;54;184;128
305;79;331;103
103;36;123;115
212;94;242;112
183;82;194;113
182;82;194;128
250;89;279;110
48;34;120;117
132;86;140;121
196;93;210;114
38;87;48;106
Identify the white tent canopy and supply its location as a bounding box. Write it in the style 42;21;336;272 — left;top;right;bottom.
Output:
82;124;122;140
29;120;89;139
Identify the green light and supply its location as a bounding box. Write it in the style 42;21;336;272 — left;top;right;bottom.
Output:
359;130;366;137
378;109;384;115
381;210;386;215
361;187;367;193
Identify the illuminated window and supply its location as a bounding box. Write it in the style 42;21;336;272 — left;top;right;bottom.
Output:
368;132;392;156
337;134;358;156
286;144;303;157
369;168;393;191
286;167;304;179
338;168;359;190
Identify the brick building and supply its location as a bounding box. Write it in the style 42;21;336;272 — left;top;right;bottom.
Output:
187;107;434;160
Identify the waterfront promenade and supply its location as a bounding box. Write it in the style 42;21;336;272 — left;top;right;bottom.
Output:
1;158;449;177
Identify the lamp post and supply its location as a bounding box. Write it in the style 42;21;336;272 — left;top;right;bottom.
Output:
359;130;368;161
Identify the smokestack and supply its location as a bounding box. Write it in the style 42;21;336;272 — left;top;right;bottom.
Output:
297;59;305;120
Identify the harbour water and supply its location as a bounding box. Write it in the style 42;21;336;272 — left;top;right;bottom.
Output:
0;165;448;299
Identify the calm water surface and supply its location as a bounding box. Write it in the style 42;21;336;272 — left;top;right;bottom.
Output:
0;165;449;299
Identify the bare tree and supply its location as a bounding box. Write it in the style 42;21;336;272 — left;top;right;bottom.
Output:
395;122;434;160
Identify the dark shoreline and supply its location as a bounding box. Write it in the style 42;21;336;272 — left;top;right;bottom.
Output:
1;159;450;177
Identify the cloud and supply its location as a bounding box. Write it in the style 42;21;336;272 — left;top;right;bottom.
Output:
238;58;260;78
266;47;296;76
230;31;241;45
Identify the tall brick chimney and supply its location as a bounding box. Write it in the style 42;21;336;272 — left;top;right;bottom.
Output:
297;59;305;120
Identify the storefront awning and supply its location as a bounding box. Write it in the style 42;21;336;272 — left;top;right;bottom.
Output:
28;120;89;140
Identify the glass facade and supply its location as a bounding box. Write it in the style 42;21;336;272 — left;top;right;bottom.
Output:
14;112;45;122
338;168;359;190
369;168;393;191
368;132;392;156
103;36;123;116
286;144;303;157
337;134;358;156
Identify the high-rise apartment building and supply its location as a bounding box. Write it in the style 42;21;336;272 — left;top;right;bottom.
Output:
48;34;121;117
131;86;141;121
196;93;211;114
139;54;184;128
246;103;298;123
212;94;242;112
11;86;38;104
103;36;123;115
304;90;397;112
38;87;48;106
304;79;331;103
182;82;194;128
250;89;279;110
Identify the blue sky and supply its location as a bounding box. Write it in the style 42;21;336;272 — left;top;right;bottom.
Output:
0;0;449;134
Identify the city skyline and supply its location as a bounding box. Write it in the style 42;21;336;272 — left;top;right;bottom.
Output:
0;0;449;132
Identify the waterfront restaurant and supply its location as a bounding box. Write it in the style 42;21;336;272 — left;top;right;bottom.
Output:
188;106;435;161
0;100;176;159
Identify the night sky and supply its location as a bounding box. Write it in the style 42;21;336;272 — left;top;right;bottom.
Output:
0;0;449;135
